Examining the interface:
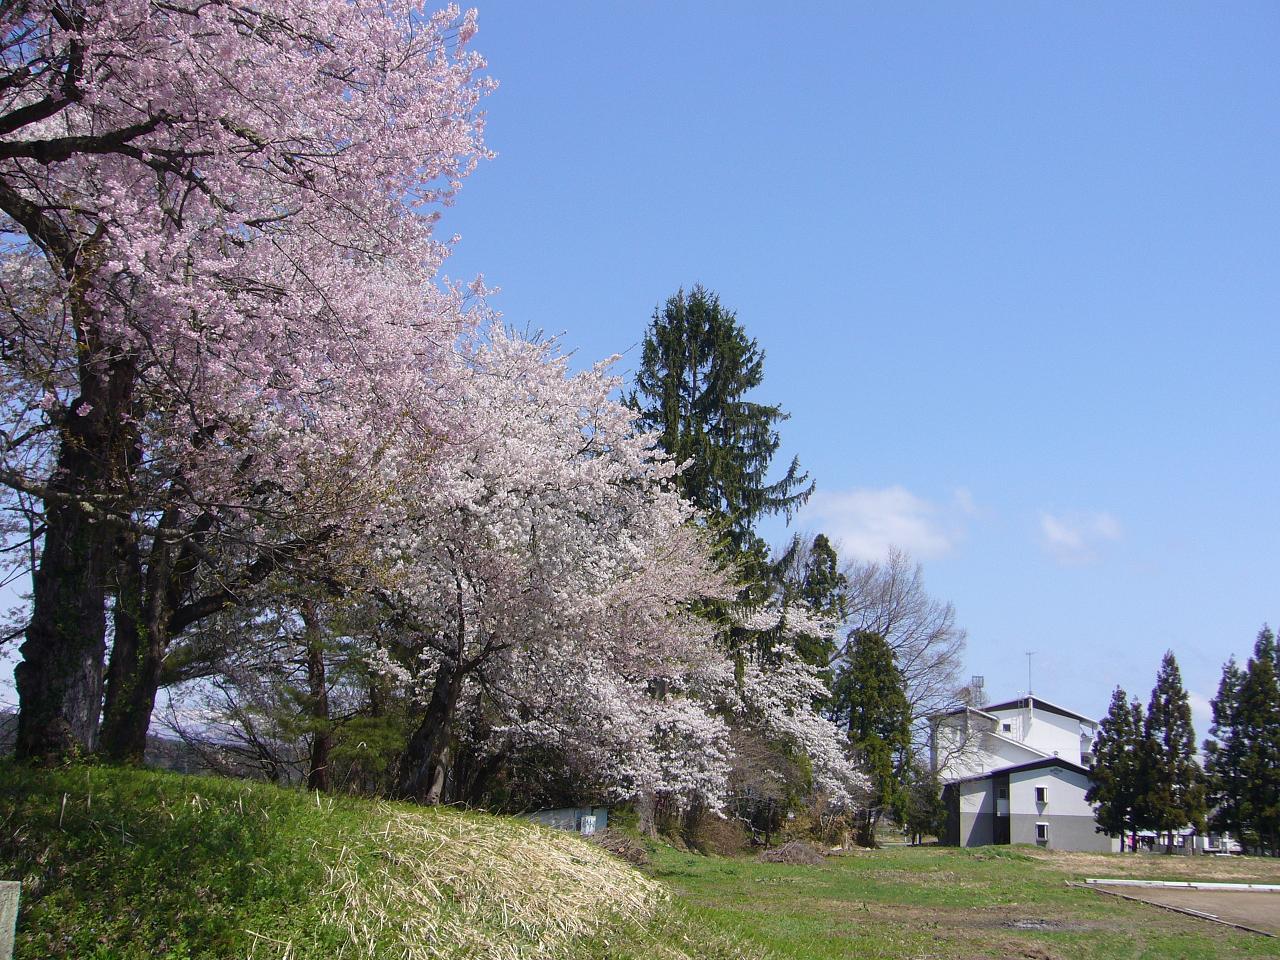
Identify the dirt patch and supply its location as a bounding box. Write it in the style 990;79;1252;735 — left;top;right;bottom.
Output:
758;840;826;865
1003;918;1075;931
1092;886;1280;936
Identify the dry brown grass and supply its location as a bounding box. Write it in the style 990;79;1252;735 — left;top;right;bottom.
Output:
1026;848;1280;883
319;806;666;960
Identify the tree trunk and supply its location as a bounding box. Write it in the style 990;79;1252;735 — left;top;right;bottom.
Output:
15;349;137;762
856;809;879;848
395;658;464;803
100;531;157;763
303;600;331;792
636;791;658;839
100;515;178;765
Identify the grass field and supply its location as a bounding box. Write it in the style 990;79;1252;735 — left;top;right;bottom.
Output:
4;760;1279;959
653;842;1280;960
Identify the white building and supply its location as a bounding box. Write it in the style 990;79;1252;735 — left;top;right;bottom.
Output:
931;695;1120;852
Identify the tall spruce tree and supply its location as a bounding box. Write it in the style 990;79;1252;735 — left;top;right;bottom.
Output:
1203;656;1247;843
1140;651;1207;851
631;285;813;564
1087;686;1143;849
1238;627;1280;855
832;630;912;846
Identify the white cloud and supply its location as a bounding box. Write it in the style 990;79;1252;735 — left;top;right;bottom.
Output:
1039;510;1121;564
1188;690;1215;758
953;487;978;517
799;486;958;563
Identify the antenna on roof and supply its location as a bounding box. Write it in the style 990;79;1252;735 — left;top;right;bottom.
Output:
1025;651;1035;697
970;675;985;706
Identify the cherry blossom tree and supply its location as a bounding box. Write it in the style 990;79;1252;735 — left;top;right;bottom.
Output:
357;327;729;802
0;0;493;760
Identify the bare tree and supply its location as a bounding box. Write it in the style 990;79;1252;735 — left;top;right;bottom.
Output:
835;548;967;740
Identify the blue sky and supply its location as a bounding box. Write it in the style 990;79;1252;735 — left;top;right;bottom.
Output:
435;1;1280;733
2;3;1276;739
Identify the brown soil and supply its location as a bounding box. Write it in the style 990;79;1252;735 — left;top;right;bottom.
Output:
1092;886;1280;936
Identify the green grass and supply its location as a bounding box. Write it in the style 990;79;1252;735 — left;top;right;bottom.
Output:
6;762;1279;960
651;843;1280;960
0;761;739;960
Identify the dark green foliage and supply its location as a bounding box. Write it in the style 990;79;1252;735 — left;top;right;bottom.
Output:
1087;686;1144;843
1237;627;1280;854
832;630;912;845
1204;656;1248;841
902;764;946;844
630;285;813;562
1138;651;1207;845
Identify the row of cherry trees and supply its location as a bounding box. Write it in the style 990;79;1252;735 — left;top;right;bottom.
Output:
0;0;863;814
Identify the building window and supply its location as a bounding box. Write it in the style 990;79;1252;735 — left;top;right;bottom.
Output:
1035;786;1048;804
1035;822;1049;843
997;787;1008;800
1001;722;1012;733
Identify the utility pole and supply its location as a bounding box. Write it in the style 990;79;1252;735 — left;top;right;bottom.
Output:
1025;651;1035;697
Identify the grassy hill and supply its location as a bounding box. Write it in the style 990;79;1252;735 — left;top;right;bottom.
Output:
0;762;748;960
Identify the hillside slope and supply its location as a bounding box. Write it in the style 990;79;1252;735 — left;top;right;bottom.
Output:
0;762;749;960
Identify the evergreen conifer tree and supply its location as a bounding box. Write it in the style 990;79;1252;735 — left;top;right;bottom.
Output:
1140;651;1207;851
1087;686;1143;849
832;630;912;846
1203;656;1247;843
1238;627;1280;855
631;285;813;564
903;763;947;846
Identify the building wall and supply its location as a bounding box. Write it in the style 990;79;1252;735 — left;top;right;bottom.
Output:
934;714;1047;781
1008;765;1094;817
956;778;994;846
1008;813;1117;852
946;766;1120;852
523;806;609;832
987;705;1087;765
1008;766;1118;852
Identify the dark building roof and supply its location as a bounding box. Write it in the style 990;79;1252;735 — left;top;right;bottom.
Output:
980;696;1097;725
949;755;1092;785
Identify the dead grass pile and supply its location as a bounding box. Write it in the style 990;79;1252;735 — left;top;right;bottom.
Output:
757;840;827;865
321;805;666;959
686;813;750;856
587;828;651;867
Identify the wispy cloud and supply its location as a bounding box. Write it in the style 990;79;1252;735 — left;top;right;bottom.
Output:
1039;510;1121;564
799;486;964;563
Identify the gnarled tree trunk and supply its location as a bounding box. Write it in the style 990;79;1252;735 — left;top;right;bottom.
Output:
100;525;173;765
15;345;137;762
396;658;465;804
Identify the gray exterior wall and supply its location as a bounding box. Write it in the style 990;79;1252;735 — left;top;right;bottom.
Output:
943;764;1121;852
954;779;994;846
523;806;608;832
1009;813;1114;852
959;810;993;846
